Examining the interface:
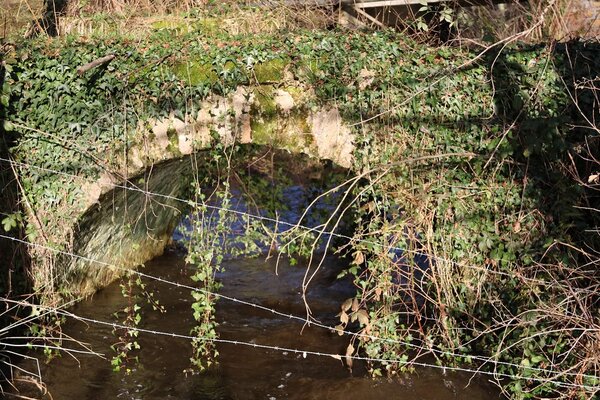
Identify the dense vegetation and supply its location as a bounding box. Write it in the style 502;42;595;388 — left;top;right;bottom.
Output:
1;7;600;399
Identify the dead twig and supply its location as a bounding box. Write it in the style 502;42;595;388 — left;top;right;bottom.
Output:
76;54;115;76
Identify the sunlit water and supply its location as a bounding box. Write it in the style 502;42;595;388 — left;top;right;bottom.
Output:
10;251;502;400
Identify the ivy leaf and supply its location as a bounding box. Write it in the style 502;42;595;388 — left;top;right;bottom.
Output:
3;121;14;132
2;215;17;232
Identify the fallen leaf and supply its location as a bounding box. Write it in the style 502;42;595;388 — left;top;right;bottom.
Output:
513;220;521;233
341;298;353;312
353;251;365;265
339;310;349;325
356;309;369;326
345;343;355;369
374;287;382;301
351;298;359;312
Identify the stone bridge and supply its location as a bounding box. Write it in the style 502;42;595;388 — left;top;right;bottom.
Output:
67;85;355;297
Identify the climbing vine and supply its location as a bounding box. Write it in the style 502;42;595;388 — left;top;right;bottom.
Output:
4;23;600;399
185;179;233;371
111;267;165;374
181;145;345;370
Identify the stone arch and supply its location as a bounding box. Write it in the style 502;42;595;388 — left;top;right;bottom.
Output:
63;89;356;298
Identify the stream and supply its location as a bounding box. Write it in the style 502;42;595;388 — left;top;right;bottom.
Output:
9;172;504;399
10;250;502;400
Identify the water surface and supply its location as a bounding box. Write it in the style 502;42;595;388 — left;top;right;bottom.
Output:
11;251;502;400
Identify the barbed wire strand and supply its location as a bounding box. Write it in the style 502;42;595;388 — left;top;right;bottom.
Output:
0;157;564;287
12;300;597;392
1;343;101;357
0;233;597;382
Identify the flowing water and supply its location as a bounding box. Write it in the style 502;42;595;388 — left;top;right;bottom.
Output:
9;171;503;399
10;250;502;400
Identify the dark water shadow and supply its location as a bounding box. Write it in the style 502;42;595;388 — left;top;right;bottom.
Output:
0;57;33;386
8;251;502;400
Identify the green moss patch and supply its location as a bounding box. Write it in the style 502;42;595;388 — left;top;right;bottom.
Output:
172;61;218;86
250;112;311;153
193;18;220;36
166;126;181;156
253;58;288;83
250;117;278;144
252;85;277;117
151;19;194;35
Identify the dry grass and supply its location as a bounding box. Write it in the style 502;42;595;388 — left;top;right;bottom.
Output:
0;0;44;39
0;0;335;39
454;0;572;42
58;5;333;38
1;0;577;42
65;0;210;15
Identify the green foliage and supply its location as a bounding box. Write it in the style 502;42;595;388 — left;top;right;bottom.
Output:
341;43;600;399
112;268;165;374
6;27;600;398
183;146;262;370
26;308;66;362
1;211;22;232
185;181;229;371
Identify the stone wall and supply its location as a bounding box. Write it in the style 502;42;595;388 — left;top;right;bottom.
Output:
64;158;191;297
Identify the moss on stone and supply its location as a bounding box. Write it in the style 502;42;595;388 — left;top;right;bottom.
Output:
194;18;220;36
151;19;192;34
283;86;305;103
166;126;182;156
291;112;311;135
254;58;288;83
253;85;277;117
302;133;314;147
172;61;218;86
287;112;314;151
250;117;278;145
250;111;313;153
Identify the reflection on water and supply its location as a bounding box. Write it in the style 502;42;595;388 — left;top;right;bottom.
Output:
173;184;342;256
12;251;502;400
